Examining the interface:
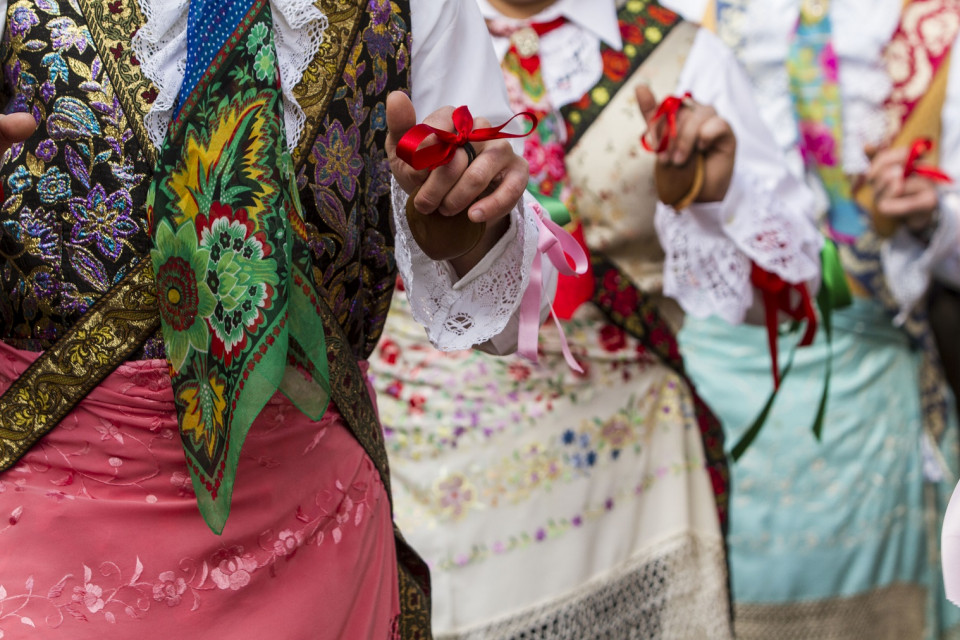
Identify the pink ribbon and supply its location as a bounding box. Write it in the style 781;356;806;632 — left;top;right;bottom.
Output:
518;202;589;373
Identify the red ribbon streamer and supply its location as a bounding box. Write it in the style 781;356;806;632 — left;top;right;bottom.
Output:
641;92;692;154
903;138;953;184
396;106;539;172
750;263;818;390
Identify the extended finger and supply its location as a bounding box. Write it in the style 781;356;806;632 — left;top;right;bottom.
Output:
635;84;660;126
386;92;430;191
385;91;418;151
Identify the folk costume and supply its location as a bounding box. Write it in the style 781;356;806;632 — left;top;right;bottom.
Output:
664;0;960;637
368;0;821;637
0;0;551;637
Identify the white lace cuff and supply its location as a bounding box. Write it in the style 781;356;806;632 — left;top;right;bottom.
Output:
656;172;823;324
132;0;327;150
883;188;960;324
392;181;542;352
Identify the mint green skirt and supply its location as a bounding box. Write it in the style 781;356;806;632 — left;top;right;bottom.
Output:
680;298;960;639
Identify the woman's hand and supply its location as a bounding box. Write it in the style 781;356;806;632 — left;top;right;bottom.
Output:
865;145;940;235
636;85;737;204
385;91;530;275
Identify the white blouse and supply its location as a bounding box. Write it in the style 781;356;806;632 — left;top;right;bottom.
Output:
476;0;823;324
0;0;551;354
664;0;960;319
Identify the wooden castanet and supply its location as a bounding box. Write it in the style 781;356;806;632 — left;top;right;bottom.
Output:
405;188;487;261
655;151;704;210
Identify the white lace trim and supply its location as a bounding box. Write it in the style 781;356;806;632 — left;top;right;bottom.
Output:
656;173;823;325
436;533;732;640
132;0;328;150
883;190;960;323
392;181;540;352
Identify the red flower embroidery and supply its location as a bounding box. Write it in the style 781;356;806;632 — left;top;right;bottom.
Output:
648;6;678;24
599;324;627;352
602;49;630;83
508;361;532;382
379;338;400;365
571;93;593;111
408;394;427;414
620;23;645;45
611;286;638;316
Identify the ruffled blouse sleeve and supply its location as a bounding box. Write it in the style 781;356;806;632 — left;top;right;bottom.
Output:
655;29;822;324
395;0;553;353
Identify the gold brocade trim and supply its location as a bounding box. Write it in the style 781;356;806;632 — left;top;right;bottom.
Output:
315;293;391;496
291;0;367;168
0;260;160;471
733;583;926;640
75;0;158;167
396;528;434;640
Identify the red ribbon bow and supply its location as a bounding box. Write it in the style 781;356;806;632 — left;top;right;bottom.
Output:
641;92;692;154
750;263;818;390
903;138;953;183
396;105;539;171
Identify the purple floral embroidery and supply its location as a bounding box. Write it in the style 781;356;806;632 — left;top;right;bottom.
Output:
364;0;394;57
9;4;40;37
313;122;363;200
36;139;58;162
19;206;60;262
364;148;391;205
68;184;137;260
49;17;89;54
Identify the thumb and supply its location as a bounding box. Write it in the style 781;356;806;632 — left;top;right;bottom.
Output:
0;112;36;148
635;84;660;125
386;91;417;146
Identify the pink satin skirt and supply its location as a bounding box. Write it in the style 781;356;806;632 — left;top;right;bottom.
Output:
0;341;399;639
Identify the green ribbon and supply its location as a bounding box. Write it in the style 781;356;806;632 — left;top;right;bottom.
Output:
731;239;852;460
810;238;850;440
530;190;571;226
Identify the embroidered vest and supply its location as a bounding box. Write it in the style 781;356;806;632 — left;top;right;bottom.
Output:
0;0;402;362
560;1;695;330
